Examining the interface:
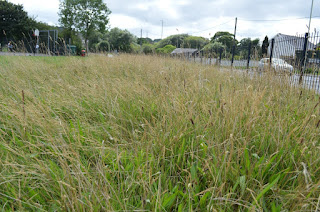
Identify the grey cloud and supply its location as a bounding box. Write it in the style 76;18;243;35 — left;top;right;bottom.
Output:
106;0;319;27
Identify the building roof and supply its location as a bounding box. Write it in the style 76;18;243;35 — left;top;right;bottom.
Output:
171;48;198;55
273;33;316;50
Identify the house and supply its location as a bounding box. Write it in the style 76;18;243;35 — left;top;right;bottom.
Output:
171;48;199;57
268;33;316;58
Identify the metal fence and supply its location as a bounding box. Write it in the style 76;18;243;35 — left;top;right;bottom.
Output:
0;30;74;55
186;32;320;93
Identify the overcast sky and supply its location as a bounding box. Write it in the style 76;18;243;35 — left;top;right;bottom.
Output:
8;0;320;42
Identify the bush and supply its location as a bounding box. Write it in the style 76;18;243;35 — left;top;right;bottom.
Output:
97;40;110;52
156;45;176;55
142;44;154;54
130;43;141;54
304;68;319;74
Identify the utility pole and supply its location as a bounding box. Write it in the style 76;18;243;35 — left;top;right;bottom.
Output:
140;29;142;45
303;0;314;71
161;20;164;39
231;17;237;69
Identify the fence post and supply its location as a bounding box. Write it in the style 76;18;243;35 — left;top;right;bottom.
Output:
231;45;235;69
219;48;222;66
299;32;309;84
231;17;237;69
269;38;275;72
247;42;251;70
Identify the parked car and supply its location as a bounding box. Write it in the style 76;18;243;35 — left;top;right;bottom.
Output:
258;58;293;73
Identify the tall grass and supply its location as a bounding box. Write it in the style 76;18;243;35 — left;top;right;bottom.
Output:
0;54;319;211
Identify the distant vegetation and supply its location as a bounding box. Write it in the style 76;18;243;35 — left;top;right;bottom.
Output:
1;0;267;56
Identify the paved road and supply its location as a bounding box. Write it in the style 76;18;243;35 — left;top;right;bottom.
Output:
192;57;259;67
190;57;320;92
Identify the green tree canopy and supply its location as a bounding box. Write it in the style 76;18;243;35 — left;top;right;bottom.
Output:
156;34;189;49
210;31;237;53
142;43;154;54
0;1;35;42
211;31;234;41
182;36;208;49
105;27;136;52
156;44;176;55
96;40;110;52
59;0;111;50
137;37;153;45
261;36;269;56
202;42;225;56
237;38;261;58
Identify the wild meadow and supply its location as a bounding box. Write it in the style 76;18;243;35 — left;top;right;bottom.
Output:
0;54;319;211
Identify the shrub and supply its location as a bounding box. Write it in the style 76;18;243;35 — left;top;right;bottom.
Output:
156;44;176;55
97;40;110;52
142;44;154;54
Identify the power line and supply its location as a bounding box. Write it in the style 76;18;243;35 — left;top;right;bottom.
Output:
189;19;234;35
239;16;320;22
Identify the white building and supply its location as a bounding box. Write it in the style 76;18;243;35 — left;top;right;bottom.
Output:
268;33;316;58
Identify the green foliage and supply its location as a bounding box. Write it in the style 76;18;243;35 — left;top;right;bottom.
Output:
137;37;153;45
156;34;189;48
96;40;110;52
182;36;208;49
262;36;269;56
156;44;176;55
211;31;234;40
238;38;261;59
210;31;237;53
88;31;103;50
105;27;136;52
142;43;154;54
59;0;111;49
0;1;35;41
33;21;55;30
0;55;320;211
130;42;141;53
202;42;225;56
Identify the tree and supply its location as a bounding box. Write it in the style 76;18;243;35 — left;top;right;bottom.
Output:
96;40;110;52
238;38;251;58
210;31;237;53
182;36;208;49
105;27;136;52
202;42;225;56
238;38;261;59
211;31;234;41
156;44;176;55
0;1;35;42
261;36;269;56
59;0;111;51
156;34;189;49
87;30;103;50
137;37;153;45
142;44;154;54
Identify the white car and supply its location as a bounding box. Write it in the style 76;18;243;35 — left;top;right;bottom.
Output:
258;58;293;73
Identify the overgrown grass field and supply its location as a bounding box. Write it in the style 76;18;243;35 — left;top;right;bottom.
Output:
0;55;320;211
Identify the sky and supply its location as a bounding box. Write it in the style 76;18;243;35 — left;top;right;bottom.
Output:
8;0;320;42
